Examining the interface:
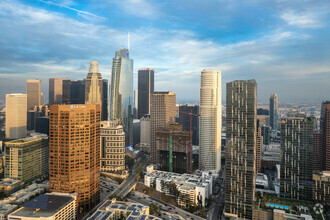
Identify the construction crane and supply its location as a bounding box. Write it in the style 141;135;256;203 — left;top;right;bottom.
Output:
178;110;200;173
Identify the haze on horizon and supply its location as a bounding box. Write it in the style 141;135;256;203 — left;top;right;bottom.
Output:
0;0;329;104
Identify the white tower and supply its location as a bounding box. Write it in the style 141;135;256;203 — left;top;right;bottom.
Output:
199;70;222;173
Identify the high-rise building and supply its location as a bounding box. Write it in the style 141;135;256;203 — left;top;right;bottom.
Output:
280;116;314;201
178;104;199;146
40;92;45;105
224;80;257;219
5;94;27;139
62;80;85;104
313;171;330;210
109;49;133;146
100;121;125;173
102;79;108;121
27;105;49;131
157;124;190;174
4;134;48;183
85;61;103;117
140;114;151;149
150;92;176;164
138;68;154;119
321;101;330;171
49;78;65;105
313;130;322;171
256;127;262;173
199;70;221;173
269;94;278;130
27;79;41;110
49;104;100;211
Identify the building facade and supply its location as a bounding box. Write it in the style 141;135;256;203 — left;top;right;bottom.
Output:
62;80;85;105
27;79;41;110
321;101;330;171
269;94;278;130
199;70;221;173
138;68;154;119
102;79;108;121
280;116;314;201
156;124;190;174
224;80;257;219
109;48;133;146
140;114;150;149
100;121;125;173
49;104;100;211
49;78;65;105
5;93;27;139
256;127;262;173
4;134;48;183
178;104;199;146
314;130;322;171
313;171;330;210
150;92;176;164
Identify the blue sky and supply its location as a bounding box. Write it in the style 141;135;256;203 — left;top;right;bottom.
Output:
0;0;329;103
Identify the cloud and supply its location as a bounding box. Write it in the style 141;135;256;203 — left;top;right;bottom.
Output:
280;11;321;28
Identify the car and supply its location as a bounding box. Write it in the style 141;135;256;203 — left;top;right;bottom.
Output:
175;212;178;214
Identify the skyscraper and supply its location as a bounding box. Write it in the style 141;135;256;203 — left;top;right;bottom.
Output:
280;116;314;200
5;94;27;139
313;130;322;171
109;49;133;145
321;101;330;171
150;92;176;164
85;61;103;118
27;79;41;110
62;80;85;104
49;78;65;105
102;79;108;121
256;127;262;173
270;94;278;130
49;104;100;211
138;68;154;119
224;80;257;219
199;70;221;173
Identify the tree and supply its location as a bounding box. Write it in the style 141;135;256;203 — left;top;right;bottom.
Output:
136;165;143;181
149;203;159;215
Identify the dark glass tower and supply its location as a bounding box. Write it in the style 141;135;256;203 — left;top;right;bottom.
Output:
102;79;108;121
62;80;85;104
270;94;278;130
138;68;154;119
178;104;199;145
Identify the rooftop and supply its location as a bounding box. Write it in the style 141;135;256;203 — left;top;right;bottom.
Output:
6;134;47;144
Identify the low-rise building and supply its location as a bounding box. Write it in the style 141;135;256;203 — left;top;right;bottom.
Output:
0;204;18;220
0;179;23;196
144;165;212;207
256;173;269;189
8;192;77;220
88;199;161;220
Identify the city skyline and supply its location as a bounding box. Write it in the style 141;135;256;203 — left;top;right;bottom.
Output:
0;0;330;103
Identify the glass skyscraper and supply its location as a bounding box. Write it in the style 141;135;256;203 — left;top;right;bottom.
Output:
109;49;133;145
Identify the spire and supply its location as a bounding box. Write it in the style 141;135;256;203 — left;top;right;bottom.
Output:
128;31;130;51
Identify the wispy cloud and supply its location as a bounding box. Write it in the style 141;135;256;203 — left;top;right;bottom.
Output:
281;11;321;28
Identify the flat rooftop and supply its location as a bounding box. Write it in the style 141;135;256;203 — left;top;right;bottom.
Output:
6;134;47;144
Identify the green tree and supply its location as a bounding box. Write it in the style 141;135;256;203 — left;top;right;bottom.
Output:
136;165;143;181
149;203;159;215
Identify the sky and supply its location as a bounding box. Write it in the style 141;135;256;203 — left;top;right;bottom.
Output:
0;0;329;104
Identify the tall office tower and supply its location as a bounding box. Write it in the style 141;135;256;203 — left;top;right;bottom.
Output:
85;61;103;115
269;94;278;130
138;68;154;119
62;80;85;104
280;116;314;200
256;127;262;173
102;79;108;121
321;101;330;171
100;121;125;173
109;49;133;146
224;79;257;219
313;130;322;171
140;114;150;149
199;70;221;173
41;92;45;105
27;79;41;110
49;104;100;211
49;78;65;105
5;134;48;183
27;105;49;130
313;171;330;210
133;89;138;119
178;104;199;145
5;94;27;139
261;126;270;145
157;124;190;174
150;92;176;164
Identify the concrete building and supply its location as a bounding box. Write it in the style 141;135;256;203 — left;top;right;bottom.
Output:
5;94;27;139
224;80;257;219
199;70;221;173
8;192;77;220
256;173;268;189
270;94;278;130
0;204;18;220
49;104;100;211
280;116;314;200
150;92;176;164
178;104;199;146
100;121;125;173
314;130;322;171
321;101;330;171
156;124;190;174
109;49;133;146
140;114;150;150
26;80;41;110
0;179;23;196
144;165;212;207
138;68;154;119
4;134;48;183
313;171;330;210
256;127;262;173
49;78;65;105
62;80;85;104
